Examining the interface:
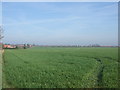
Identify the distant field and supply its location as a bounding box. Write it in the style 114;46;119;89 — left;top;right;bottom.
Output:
3;47;118;88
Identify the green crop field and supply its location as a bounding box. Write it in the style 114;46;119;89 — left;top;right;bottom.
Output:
0;50;2;89
2;47;118;88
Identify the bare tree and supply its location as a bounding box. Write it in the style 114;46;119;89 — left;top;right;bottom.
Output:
0;26;4;41
0;26;4;49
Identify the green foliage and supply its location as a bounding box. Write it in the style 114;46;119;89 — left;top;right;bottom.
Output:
15;46;18;49
3;47;118;88
23;44;27;49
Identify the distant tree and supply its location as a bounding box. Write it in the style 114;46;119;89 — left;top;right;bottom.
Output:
0;26;3;39
0;26;4;40
0;26;4;50
2;44;4;49
27;44;30;48
23;44;27;49
33;44;35;46
92;44;100;47
16;45;18;49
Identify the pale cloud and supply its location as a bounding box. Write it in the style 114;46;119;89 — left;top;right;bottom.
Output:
3;16;82;26
4;2;117;26
93;3;118;16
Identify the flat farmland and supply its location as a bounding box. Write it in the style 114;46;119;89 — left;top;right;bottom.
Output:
0;50;2;89
2;47;118;88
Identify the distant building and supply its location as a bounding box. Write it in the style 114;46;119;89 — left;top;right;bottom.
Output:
3;45;16;49
17;44;24;48
16;44;33;48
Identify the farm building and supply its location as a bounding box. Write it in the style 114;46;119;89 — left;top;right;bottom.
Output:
3;44;33;49
17;44;32;48
3;45;16;49
17;44;24;48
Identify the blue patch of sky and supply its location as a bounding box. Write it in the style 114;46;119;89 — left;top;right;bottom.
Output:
0;2;2;24
2;2;118;45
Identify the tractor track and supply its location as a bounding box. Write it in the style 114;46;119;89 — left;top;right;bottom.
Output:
63;54;105;87
59;54;105;87
3;50;117;88
5;50;30;65
94;58;104;87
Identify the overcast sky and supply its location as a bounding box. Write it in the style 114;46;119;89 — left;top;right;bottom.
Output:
2;2;118;46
